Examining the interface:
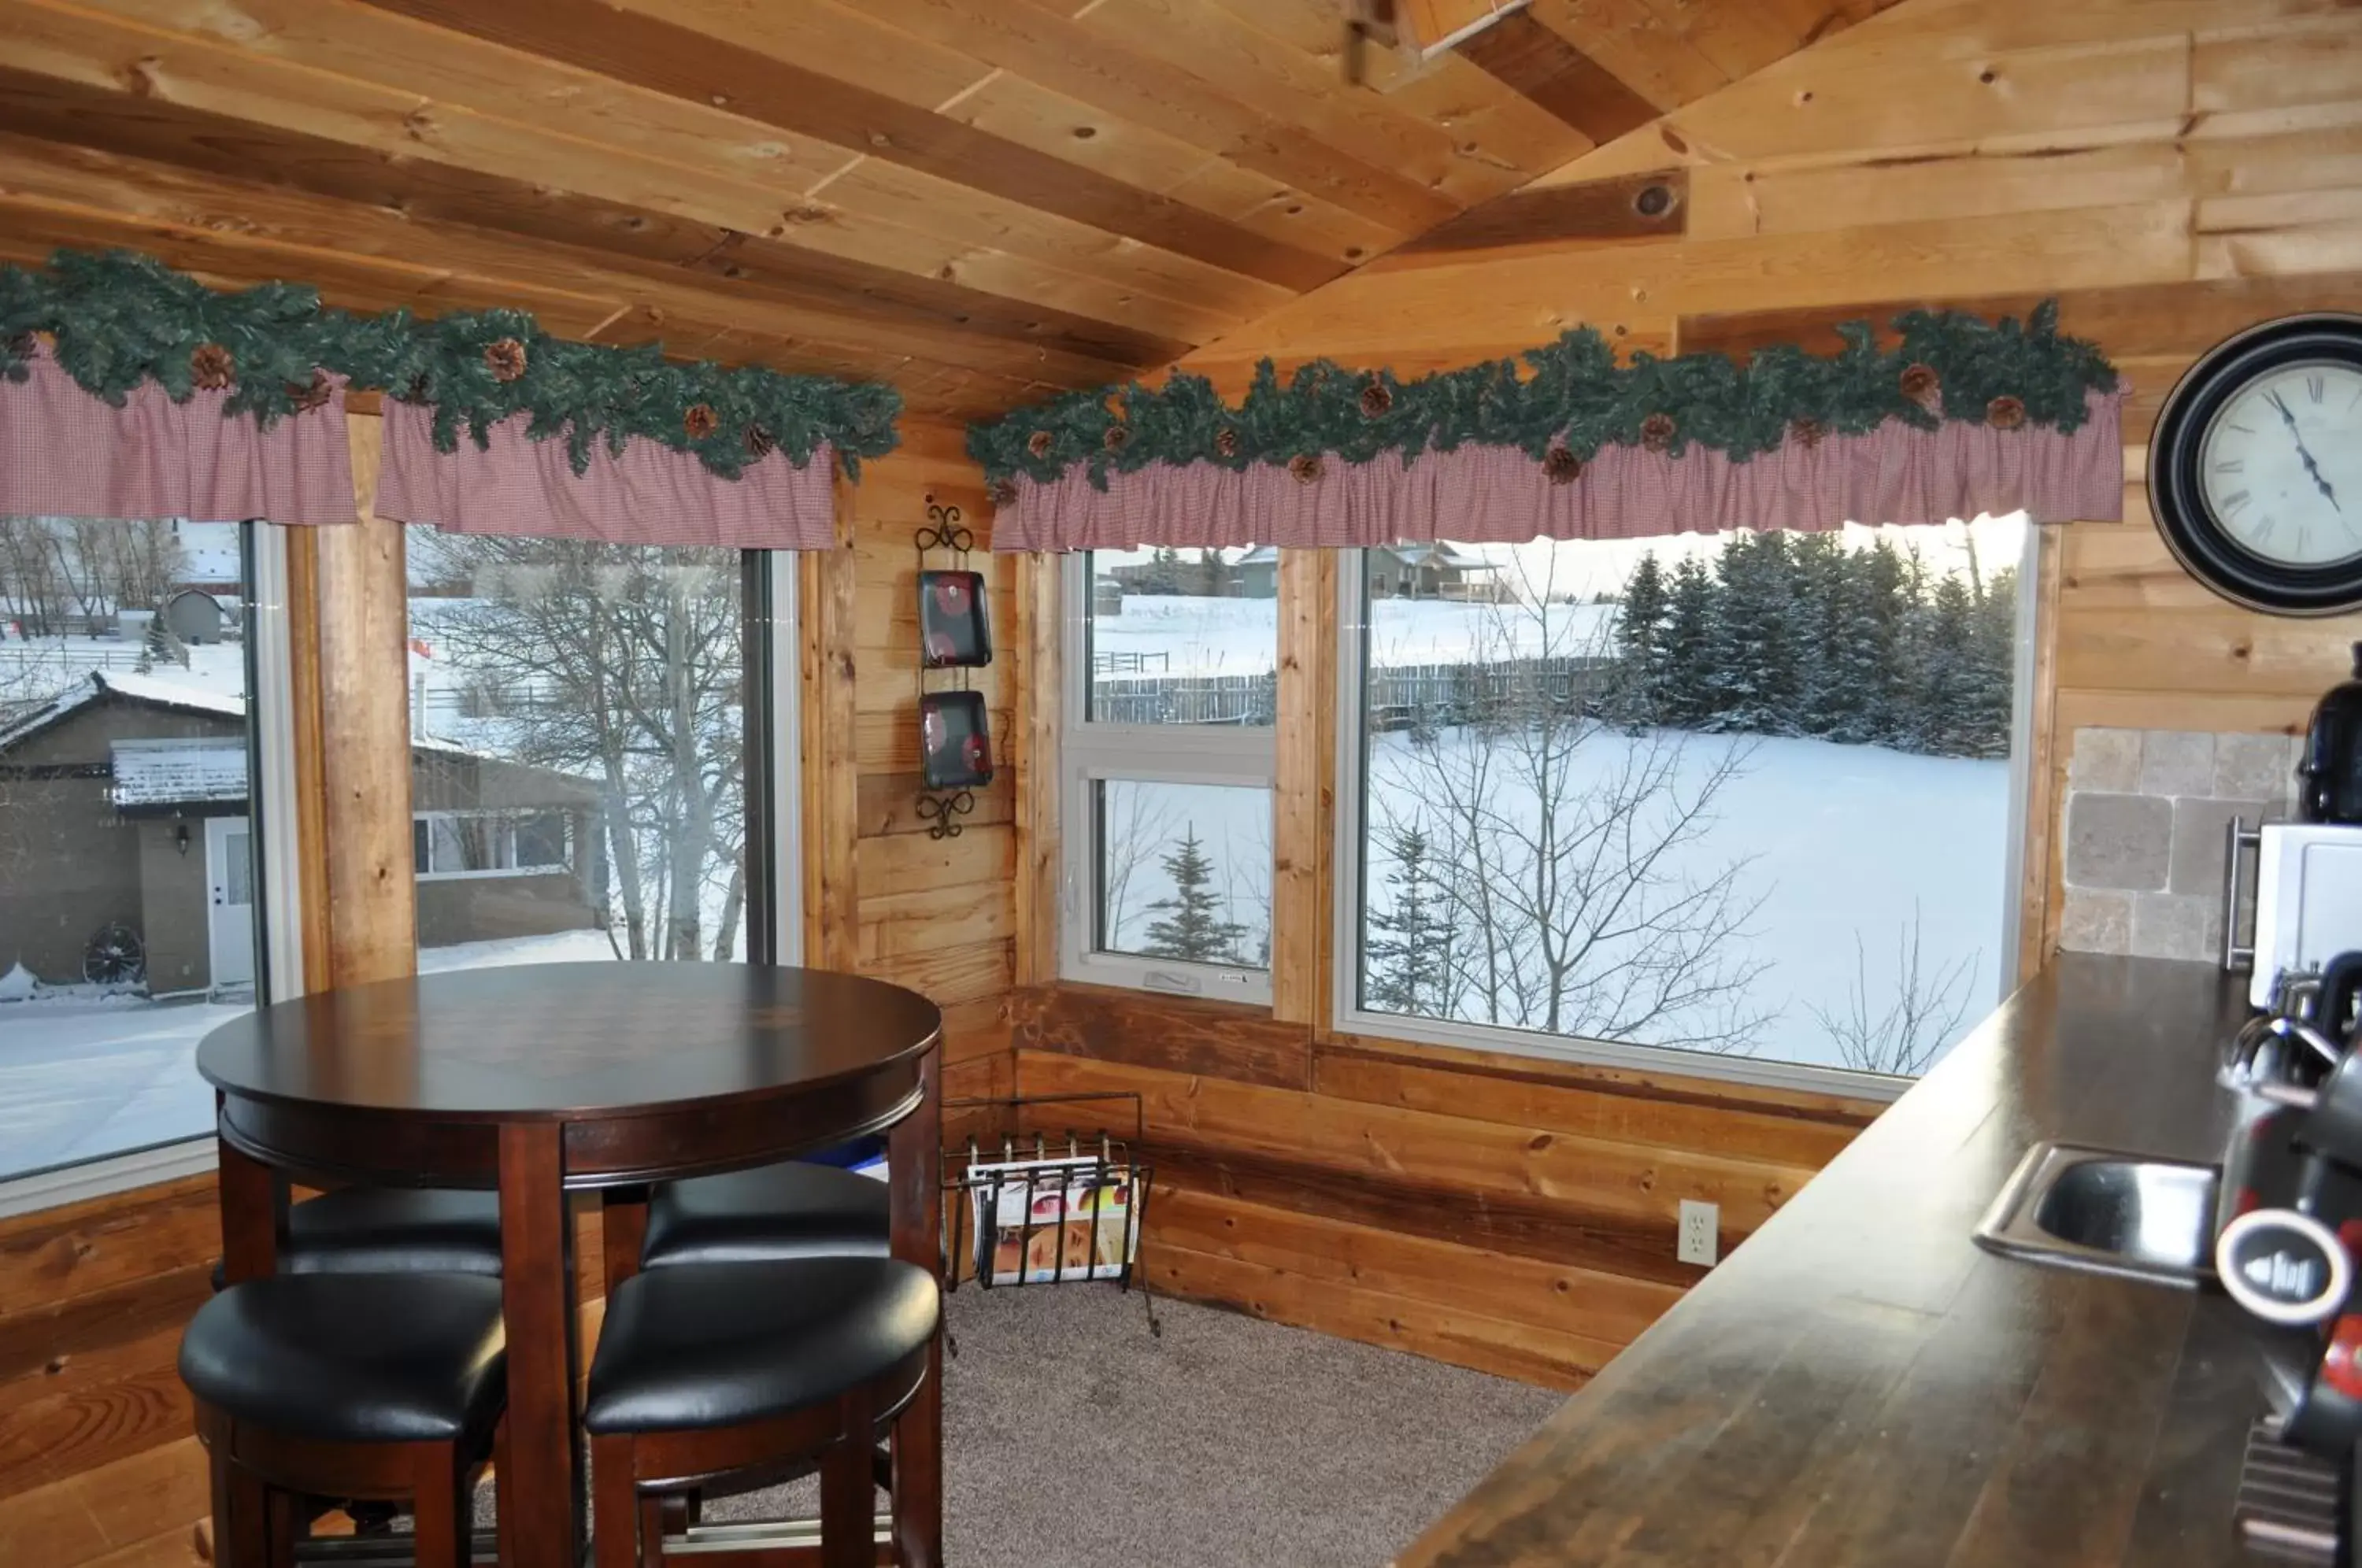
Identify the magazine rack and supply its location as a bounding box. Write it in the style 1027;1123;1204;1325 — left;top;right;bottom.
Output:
941;1091;1160;1338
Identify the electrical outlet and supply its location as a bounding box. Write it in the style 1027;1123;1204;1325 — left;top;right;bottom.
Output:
1678;1200;1719;1267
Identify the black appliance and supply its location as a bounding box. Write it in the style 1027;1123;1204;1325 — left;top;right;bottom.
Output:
2301;645;2362;826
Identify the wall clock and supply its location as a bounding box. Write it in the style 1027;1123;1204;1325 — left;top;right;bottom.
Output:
2149;313;2362;616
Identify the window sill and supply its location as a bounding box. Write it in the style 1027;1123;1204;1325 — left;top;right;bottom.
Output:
0;1135;217;1222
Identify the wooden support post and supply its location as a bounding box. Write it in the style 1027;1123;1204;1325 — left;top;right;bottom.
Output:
1272;549;1337;1038
799;476;861;971
1009;553;1063;989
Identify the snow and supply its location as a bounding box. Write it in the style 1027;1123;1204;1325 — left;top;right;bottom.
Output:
417;928;626;971
110;738;248;808
0;991;253;1181
0;963;32;1004
1087;593;1616;683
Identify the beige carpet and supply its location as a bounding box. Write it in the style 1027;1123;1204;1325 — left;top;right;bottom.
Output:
701;1281;1564;1568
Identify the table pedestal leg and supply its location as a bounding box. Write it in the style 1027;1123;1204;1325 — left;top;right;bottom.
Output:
887;1049;942;1568
498;1122;581;1568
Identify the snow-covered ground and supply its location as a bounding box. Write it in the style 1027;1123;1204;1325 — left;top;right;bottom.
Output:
1099;724;2007;1075
0;990;252;1179
1087;592;1617;685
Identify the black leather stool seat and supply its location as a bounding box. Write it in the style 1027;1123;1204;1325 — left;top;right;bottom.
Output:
180;1274;508;1444
586;1258;938;1435
641;1163;890;1267
285;1188;505;1274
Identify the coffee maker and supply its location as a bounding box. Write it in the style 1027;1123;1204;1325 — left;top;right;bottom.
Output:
2301;644;2362;827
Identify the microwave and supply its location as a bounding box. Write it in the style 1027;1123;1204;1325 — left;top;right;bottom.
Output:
2234;821;2362;1008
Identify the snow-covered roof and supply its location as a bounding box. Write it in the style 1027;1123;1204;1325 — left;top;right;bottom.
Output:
1388;542;1498;572
110;738;247;808
1236;545;1279;567
0;671;244;753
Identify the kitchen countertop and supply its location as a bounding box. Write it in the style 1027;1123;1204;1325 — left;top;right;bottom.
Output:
1398;952;2280;1568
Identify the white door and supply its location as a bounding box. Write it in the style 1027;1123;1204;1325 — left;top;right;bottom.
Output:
205;815;256;992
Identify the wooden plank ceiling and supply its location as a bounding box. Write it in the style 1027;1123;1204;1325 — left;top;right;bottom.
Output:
0;0;1900;420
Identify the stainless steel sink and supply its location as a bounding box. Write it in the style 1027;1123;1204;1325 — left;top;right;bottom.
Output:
1973;1141;2222;1289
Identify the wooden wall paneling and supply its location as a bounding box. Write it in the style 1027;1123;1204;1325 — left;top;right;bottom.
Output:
1010;984;1312;1091
317;413;417;988
2020;526;2065;983
280;527;334;995
1009;551;1063;989
1271;549;1335;1030
799;479;862;972
1383;168;1689;261
1453;10;1667;145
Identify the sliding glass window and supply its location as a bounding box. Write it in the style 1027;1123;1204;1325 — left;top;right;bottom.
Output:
404;534;798;971
0;519;289;1184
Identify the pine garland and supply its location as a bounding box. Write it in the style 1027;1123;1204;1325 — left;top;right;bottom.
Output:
967;301;2117;490
0;250;903;479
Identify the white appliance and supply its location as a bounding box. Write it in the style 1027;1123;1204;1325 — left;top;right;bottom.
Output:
2242;822;2362;1008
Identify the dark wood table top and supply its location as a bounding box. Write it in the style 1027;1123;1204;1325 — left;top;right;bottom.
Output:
197;962;943;1121
1401;953;2278;1568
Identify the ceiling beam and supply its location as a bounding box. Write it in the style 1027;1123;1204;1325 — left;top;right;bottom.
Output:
1454;11;1661;147
346;0;1350;294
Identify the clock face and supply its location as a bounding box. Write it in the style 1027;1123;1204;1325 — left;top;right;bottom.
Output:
2197;359;2362;569
2150;315;2362;616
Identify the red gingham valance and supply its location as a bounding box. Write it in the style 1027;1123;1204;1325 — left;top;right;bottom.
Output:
0;341;354;524
374;398;837;549
990;389;2126;551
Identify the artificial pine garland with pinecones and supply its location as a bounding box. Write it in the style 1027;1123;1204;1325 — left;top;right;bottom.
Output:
0;250;903;480
967;301;2116;492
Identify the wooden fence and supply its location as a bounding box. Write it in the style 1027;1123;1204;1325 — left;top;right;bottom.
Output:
1087;654;1616;729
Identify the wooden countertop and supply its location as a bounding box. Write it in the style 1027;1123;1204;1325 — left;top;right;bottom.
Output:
1399;953;2277;1568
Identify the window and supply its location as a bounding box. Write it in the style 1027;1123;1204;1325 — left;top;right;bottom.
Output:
1064;549;1276;1000
413;811;572;879
1341;521;2031;1089
0;519;294;1186
405;534;797;971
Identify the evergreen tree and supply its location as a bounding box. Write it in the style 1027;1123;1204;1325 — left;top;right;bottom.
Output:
1611;551;1668;724
1142;827;1248;963
1704;532;1796;734
1961;568;2017;757
1903;574;1979;755
1831;538;1908;745
1656;556;1716;727
1366;824;1448;1015
1786;533;1849;738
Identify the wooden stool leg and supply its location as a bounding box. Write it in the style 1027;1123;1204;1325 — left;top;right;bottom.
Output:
820;1390;875;1568
591;1433;641;1568
265;1488;300;1568
494;1417;517;1568
220;1461;274;1568
409;1442;467;1568
639;1494;668;1568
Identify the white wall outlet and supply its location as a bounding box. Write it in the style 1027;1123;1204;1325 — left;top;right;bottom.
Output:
1678;1200;1720;1267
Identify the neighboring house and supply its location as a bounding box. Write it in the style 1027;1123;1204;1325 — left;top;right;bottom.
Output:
1237;542;1506;601
0;672;603;996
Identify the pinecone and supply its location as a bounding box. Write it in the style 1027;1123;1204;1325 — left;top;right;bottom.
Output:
1640;412;1676;453
683;402;719;440
1985;394;2027;431
483;336;528;383
989;479;1018;508
405;373;431;403
1027;429;1053;460
1213;427;1239;460
744;423;775;460
1102;423;1129;453
1287;453;1324;485
1360;376;1392;418
1789;416;1826;450
1542;446;1582;486
190;342;235;392
286;369;335;413
1899;362;1941;412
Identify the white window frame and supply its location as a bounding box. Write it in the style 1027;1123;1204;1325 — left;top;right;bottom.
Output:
412;808;574;882
1058;552;1275;1005
1330;527;2047;1104
0;520;306;1218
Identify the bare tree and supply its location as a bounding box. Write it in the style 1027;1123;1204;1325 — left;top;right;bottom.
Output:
1368;557;1775;1053
413;535;746;962
1809;908;1977;1077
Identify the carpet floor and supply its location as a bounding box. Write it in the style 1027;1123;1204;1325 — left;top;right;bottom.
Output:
698;1282;1564;1567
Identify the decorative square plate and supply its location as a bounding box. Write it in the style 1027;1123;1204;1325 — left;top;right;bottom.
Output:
919;690;994;790
918;570;992;668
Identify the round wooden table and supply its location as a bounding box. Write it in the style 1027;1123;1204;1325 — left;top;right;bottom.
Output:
196;962;946;1568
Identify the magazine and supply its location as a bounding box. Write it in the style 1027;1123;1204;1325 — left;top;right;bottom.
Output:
965;1156;1138;1285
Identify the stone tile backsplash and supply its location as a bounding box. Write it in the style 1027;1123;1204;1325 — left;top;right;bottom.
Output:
2058;728;2304;963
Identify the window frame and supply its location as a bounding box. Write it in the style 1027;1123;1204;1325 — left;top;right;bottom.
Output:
411;808;575;881
1329;529;2048;1103
1057;551;1276;1005
0;520;306;1218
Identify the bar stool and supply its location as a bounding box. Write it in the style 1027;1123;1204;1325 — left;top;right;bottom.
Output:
586;1256;940;1568
639;1160;889;1267
210;1188;505;1289
179;1272;508;1568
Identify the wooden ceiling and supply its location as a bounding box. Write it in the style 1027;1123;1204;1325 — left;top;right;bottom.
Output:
0;0;1900;420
